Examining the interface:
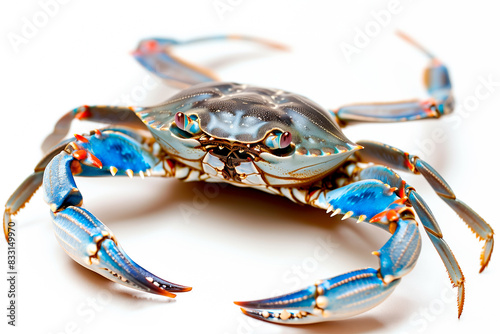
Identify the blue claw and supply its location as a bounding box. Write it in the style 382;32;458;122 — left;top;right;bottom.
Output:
74;130;157;177
236;219;420;323
42;130;190;297
237;179;421;324
236;269;400;323
323;180;398;222
51;206;191;297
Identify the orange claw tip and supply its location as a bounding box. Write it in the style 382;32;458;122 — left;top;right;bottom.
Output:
237;307;258;318
233;300;257;308
88;153;103;169
72;149;88;160
369;211;385;223
394;197;408;205
386;210;399;222
74;134;89;143
158;285;192;298
163;291;177;298
239;307;251;315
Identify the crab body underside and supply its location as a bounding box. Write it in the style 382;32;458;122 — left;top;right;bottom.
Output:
3;33;493;324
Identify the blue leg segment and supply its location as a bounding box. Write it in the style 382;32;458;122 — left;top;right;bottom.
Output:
236;180;421;323
356;140;495;317
3;140;72;241
3;172;44;240
131;35;288;87
41;105;146;154
333;32;454;126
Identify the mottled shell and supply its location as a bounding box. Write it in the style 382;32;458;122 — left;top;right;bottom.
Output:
137;82;360;186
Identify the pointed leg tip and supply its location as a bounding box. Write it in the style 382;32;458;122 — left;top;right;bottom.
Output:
456;284;465;319
479;238;493;273
3;211;12;242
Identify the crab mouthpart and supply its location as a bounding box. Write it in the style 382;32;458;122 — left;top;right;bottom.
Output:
201;140;266;185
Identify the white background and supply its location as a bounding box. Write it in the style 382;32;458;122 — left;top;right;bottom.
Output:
1;1;499;333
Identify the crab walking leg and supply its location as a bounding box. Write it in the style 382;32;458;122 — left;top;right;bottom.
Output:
3;140;73;241
4;172;43;239
41;105;147;153
131;35;288;87
356;140;494;273
236;180;421;324
333;32;454;125
358;165;466;316
42;129;191;296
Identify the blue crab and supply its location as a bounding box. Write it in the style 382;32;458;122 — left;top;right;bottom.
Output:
3;33;493;324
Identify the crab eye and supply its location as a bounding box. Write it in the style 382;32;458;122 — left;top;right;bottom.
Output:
264;131;292;149
175;112;201;135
